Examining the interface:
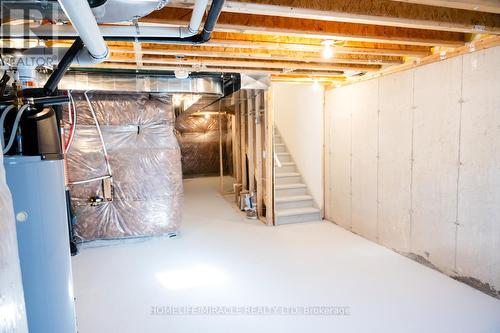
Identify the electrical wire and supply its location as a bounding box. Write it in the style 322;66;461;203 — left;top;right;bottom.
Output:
68;91;113;186
64;91;77;154
2;104;29;154
69;175;112;186
84;91;112;177
0;105;15;149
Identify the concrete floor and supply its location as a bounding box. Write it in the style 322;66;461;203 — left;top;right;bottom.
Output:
72;177;500;333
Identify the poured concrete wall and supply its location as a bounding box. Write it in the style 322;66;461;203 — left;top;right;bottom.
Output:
325;46;500;298
273;83;324;211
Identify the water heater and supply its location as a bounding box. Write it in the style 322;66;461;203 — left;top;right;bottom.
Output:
3;156;77;333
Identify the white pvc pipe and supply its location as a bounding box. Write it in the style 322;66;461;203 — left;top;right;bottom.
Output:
57;0;109;60
188;0;209;34
1;0;209;39
25;25;186;38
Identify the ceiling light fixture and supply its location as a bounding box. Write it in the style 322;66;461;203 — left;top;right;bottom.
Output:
312;79;320;90
174;68;190;79
321;40;335;59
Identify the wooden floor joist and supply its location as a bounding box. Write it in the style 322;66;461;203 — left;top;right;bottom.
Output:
168;0;500;34
41;1;500;81
141;7;468;46
389;0;500;14
105;54;383;72
104;45;406;65
48;36;433;57
332;34;500;87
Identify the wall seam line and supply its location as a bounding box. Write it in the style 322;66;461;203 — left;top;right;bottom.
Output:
454;55;465;273
409;69;416;252
376;78;381;243
350;94;353;231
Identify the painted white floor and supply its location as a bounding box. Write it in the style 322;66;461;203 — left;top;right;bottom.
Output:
72;177;500;333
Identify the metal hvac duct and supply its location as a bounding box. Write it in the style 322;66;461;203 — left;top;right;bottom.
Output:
0;0;225;44
0;0;169;23
37;71;226;95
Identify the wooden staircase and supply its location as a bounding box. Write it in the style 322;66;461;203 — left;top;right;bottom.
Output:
274;130;321;225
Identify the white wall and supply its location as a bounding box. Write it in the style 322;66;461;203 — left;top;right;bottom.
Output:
325;46;500;298
273;83;324;211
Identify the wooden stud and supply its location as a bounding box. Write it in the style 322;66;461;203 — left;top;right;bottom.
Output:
232;109;241;185
247;92;255;193
240;92;248;191
264;89;275;226
255;92;264;218
218;102;224;194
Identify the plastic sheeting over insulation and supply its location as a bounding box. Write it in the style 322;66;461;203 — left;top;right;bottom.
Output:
65;92;183;241
176;114;233;177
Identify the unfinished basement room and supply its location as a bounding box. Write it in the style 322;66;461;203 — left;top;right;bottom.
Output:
1;0;500;332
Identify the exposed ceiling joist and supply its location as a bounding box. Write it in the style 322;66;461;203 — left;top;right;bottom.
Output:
47;34;432;57
339;34;500;86
110;50;403;65
141;8;467;46
168;0;500;34
206;39;432;57
106;54;383;72
389;0;500;14
48;40;406;65
126;33;433;57
108;47;405;65
89;62;349;78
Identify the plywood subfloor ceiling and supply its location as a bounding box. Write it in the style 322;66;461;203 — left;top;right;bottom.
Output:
9;0;500;84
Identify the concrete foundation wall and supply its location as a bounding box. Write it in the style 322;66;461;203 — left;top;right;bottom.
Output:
325;46;500;298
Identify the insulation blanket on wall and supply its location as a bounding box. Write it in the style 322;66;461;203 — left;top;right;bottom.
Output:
65;93;183;241
175;114;232;177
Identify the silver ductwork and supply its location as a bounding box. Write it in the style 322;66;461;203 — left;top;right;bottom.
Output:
0;0;169;24
91;0;169;23
2;0;211;40
36;71;224;94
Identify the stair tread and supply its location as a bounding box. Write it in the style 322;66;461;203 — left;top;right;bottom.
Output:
276;152;290;155
275;195;313;203
275;183;307;190
279;162;295;166
275;172;300;178
276;207;320;217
